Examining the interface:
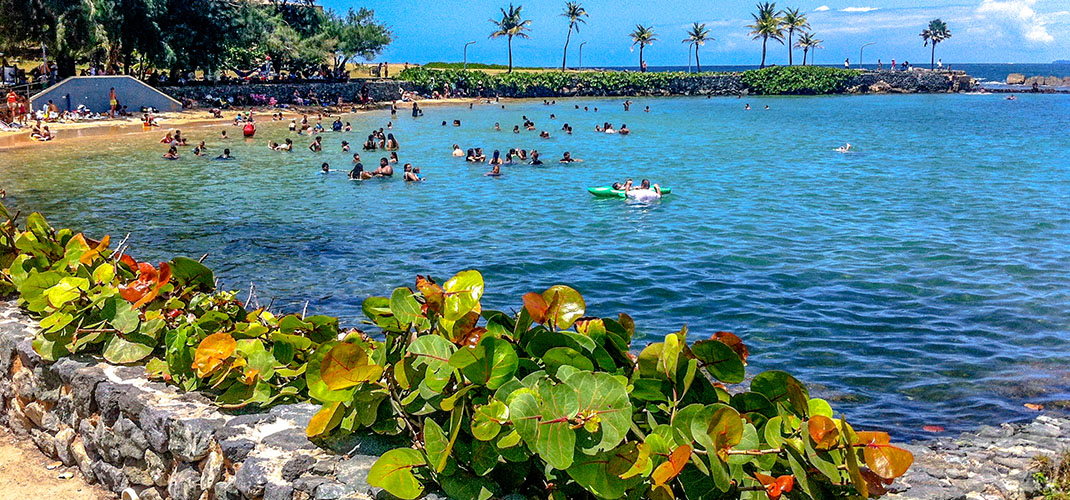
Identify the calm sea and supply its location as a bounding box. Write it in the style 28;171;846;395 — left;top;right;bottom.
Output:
1;92;1068;435
602;63;1070;84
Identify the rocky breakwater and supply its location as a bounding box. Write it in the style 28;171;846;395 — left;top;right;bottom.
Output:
1005;73;1070;87
846;69;976;94
159;80;415;108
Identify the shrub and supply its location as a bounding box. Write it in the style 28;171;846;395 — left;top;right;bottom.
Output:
740;66;861;95
397;67;731;97
0;202;914;500
423;62;540;71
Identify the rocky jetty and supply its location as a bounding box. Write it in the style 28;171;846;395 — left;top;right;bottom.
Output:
1006;74;1070;87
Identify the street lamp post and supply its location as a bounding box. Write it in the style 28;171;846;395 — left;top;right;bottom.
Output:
687;43;694;73
859;42;875;70
578;42;587;70
463;41;476;71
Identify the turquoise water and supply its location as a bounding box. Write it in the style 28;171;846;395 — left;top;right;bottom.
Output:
2;93;1069;434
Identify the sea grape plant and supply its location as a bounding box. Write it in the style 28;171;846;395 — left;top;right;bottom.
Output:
0;204;914;499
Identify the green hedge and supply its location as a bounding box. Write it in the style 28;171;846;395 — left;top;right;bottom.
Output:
0;202;914;500
423;62;542;71
740;66;862;95
398;67;732;97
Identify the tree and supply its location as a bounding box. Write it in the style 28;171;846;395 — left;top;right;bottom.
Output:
747;2;784;68
795;32;822;65
560;2;587;70
328;8;393;72
0;0;98;78
920;19;951;69
682;22;712;72
629;24;657;72
779;7;809;66
489;4;532;73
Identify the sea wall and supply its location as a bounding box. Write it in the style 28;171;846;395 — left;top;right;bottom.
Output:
844;70;975;94
159;80;414;107
1006;74;1070;86
2;297;1066;500
0;300;432;500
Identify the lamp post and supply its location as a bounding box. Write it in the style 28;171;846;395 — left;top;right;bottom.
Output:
578;42;587;70
859;42;875;70
687;42;694;73
463;41;476;71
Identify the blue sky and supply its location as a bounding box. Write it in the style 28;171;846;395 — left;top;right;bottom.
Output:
320;0;1070;66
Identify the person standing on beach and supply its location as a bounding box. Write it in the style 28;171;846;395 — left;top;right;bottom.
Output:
109;88;118;118
844;58;850;69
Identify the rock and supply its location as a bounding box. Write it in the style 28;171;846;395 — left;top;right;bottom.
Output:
219;438;255;463
51;394;79;429
1044;76;1061;86
1062;77;1070;87
139;488;164;500
167;464;202;500
11;367;38;400
70;368;103;418
29;428;56;458
54;427;76;466
869;81;893;93
282;455;316;482
265;482;295;500
169;417;224;461
234;458;268;498
32;365;62;402
93;381;128;426
92;459;130;493
144;449;169;487
22;400;46;427
312;481;347;500
212;478;239;500
6;401;33;436
71;439;96;482
117;386;150;421
124;459;157;487
138;407;172;453
114;417;149;460
200;448;224;492
1006;73;1026;85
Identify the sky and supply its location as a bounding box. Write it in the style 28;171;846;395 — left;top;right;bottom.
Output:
320;0;1070;67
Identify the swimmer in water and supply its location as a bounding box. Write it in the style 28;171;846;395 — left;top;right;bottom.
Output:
289;120;297;131
452;144;465;157
835;143;852;153
619;124;630;135
745;104;751;110
363;135;377;151
604;123;616;134
389;152;399;163
485;164;502;177
474;148;487;162
489;150;503;166
279;138;293;151
163;146;179;159
349;162;373;180
494;122;501;131
309;136;323;152
320;162;332;174
267;141;280;151
530;151;544;165
386;134;399;150
625;179;662;202
453;120;461;127
403;163;422;182
215;148;233;160
559;152;583;163
221;130;229;139
466;148;477;162
375;158;394;177
341;141;350;152
513;125;521;134
539;131;550;139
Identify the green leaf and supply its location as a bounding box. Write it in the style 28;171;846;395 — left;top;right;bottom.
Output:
368;448;425;500
470;439;499;476
566;443;643;499
390;287;422;325
423;417;450;472
472;400;508;441
541;346;593;376
442;270;484;321
408;335;457;393
169;257;215;290
103;332;156;364
535;381;579;470
449;336;517;390
307;342;357;402
563;371;632;453
541;285;585;330
689;339;745;384
751;370;810;418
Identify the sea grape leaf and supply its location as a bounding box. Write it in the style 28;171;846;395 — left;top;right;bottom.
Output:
807;415;840;450
368;448;425;500
563;370;632;453
423;417;450;472
751;370;810;418
193;332;236;378
651;444;691;486
690;339;745;384
320;342;383;390
535;381;580;469
472;400;509;441
541;285;585;330
566;443;644;499
103;332;156;364
307;342;357;402
408;335;457;393
692;405;743;461
522;292;549;324
306;401;344;437
448;336;517;390
390;287;423;326
443;270;484;321
864;443;914;479
542;346;593;376
169;256;215;290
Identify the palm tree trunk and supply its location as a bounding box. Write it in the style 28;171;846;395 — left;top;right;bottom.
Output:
562;25;572;71
760;37;768;68
639;45;645;72
788;30;793;66
696;45;701;72
803;48;809;66
508;35;513;73
930;43;936;70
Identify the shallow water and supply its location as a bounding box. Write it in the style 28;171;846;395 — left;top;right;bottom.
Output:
2;93;1069;434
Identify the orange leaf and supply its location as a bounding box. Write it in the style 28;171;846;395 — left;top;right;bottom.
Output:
79;234;110;265
193;333;236;378
522;292;548;324
119;254;137;271
854;431;890;446
711;331;749;363
320;343;383;390
922;425;944;433
860;469;892;496
755;474;795;500
863;443;914;479
808;415;840;450
651;445;691;486
1025;403;1044;411
131;262;170;310
416;275;444;316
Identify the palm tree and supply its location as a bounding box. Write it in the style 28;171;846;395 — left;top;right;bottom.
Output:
779;7;809;66
629;24;657;72
489;4;533;73
747;2;784;68
795;32;822;65
682;22;712;72
920;19;951;70
560;2;588;70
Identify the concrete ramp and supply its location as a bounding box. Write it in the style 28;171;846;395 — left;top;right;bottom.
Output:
29;75;181;114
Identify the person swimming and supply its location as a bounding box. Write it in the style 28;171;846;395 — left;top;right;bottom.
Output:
625;179;662;202
513;125;521;134
494;122;501;131
349;162;373;180
320;162;332;174
474;148;486;162
530;151;544;165
289;120;297;131
485;164;501;177
403;163;422;182
278;138;293;151
604;123;616;134
489;150;503;166
375;158;394;177
332;118;343;131
835;143;852;153
309;136;323;152
559;152;582;163
341;141;350;152
163;145;179;160
221;130;229;139
452;144;465;157
619;124;631;135
539;131;550;138
214;148;233;160
389;152;399;163
386;134;399;150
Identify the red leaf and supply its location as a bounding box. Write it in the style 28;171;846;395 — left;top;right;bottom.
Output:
922;425;944;433
711;331;749;363
522;292;548;324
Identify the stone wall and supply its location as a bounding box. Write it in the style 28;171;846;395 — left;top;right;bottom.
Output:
845;70;974;94
0;300;426;500
159;80;414;107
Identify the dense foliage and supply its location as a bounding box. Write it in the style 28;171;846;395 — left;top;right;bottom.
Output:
424;62;541;71
0;203;913;500
398;67;733;97
740;66;861;95
0;0;391;78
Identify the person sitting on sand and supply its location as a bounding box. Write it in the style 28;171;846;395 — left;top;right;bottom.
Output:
452;144;465;157
835;143;852;153
375;157;394;177
309;136;323;152
625;179;662;202
163;145;179;159
214;148;233;160
386;134;399;150
403;163;422;182
559;152;582;163
389;152;399;163
619;124;630;135
489;150;503;166
485;164;502;177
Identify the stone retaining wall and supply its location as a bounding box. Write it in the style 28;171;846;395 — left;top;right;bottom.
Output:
2;298;1064;500
845;70;974;94
159;80;414;108
0;300;420;500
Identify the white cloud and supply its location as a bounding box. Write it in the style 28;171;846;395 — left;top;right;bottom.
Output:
841;7;879;12
814;5;831;12
976;0;1055;43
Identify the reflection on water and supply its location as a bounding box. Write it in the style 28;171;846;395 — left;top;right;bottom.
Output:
2;93;1069;433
